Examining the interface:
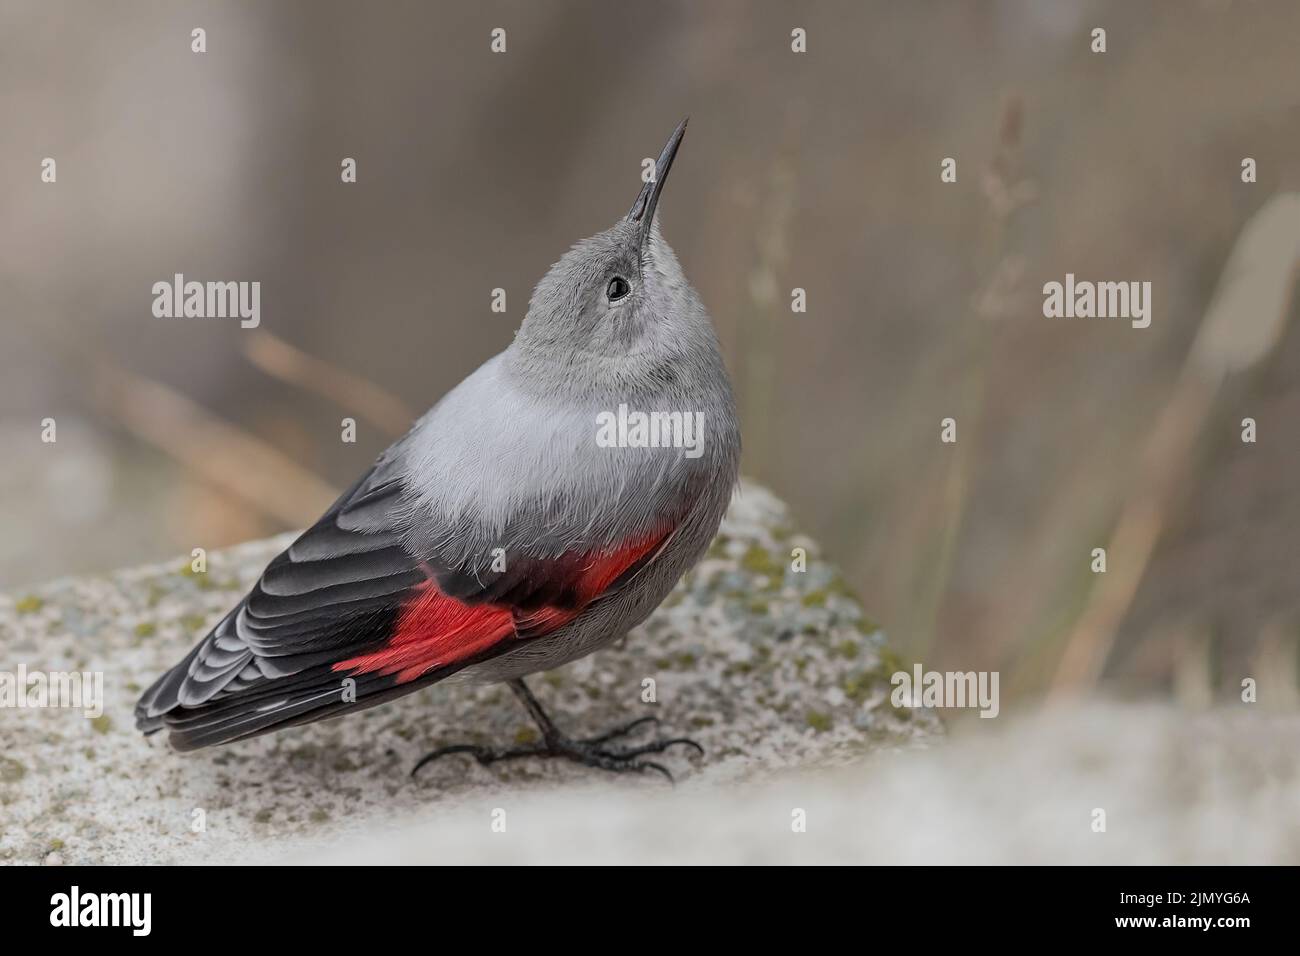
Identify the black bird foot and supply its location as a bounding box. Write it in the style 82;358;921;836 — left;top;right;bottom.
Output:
410;732;703;782
411;679;703;783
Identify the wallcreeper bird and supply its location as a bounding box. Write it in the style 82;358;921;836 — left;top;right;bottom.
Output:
136;119;742;781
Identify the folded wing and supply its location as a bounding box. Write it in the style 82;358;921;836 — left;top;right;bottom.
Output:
134;461;672;751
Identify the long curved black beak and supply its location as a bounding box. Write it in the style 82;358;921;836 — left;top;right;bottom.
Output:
627;117;688;250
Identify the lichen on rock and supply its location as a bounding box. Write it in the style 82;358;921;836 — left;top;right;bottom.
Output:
0;480;935;864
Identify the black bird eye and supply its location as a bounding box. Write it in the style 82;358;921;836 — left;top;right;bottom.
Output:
606;276;630;301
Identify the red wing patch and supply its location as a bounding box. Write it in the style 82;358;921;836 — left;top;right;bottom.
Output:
333;532;668;684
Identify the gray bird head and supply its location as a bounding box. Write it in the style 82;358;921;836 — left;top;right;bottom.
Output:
512;119;714;386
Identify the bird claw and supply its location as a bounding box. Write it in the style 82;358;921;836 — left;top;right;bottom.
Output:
410;725;703;783
606;737;705;760
580;714;660;745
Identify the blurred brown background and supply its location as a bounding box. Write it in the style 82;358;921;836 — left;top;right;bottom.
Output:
2;0;1298;703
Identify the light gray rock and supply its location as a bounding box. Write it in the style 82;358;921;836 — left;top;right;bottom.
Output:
0;481;936;865
299;704;1300;865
